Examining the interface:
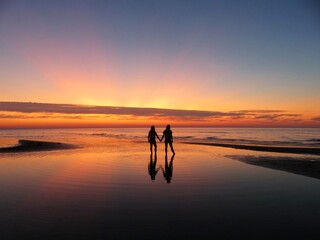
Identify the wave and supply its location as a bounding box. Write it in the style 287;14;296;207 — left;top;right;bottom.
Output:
204;136;304;146
199;131;227;134
306;138;320;144
176;136;194;140
89;133;128;139
206;136;218;140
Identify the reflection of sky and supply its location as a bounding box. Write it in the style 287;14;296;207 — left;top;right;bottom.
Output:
0;0;319;115
1;134;320;239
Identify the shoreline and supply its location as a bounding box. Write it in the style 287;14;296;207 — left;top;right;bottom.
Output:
0;139;77;152
184;142;320;155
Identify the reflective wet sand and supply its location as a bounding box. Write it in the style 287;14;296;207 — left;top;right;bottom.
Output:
1;136;320;239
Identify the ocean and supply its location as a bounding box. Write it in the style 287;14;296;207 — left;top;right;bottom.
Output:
1;127;320;148
0;127;320;239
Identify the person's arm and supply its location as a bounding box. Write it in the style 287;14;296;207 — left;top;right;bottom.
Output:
160;131;165;141
156;133;161;141
159;166;165;176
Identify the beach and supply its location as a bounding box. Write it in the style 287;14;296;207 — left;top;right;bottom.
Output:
1;128;320;239
1;0;319;238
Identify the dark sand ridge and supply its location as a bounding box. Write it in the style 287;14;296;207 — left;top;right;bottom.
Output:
0;139;76;152
184;142;320;155
227;155;320;180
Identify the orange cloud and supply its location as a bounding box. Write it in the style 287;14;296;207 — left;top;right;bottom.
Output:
0;101;319;128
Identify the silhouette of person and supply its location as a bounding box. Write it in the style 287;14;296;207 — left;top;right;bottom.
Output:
160;125;175;155
148;152;159;181
148;125;160;154
161;154;175;184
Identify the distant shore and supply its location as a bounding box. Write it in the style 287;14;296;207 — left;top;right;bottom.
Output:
0;139;76;152
184;142;320;155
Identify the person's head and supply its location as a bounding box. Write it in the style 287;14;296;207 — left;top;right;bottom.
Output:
166;125;170;130
166;177;171;184
151;125;155;131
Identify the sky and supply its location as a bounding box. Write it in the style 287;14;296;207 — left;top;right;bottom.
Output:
0;0;319;127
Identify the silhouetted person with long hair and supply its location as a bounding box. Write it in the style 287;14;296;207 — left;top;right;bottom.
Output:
148;152;159;181
148;125;160;154
160;125;175;155
161;154;175;183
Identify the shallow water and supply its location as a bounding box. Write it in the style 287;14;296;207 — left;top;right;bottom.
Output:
1;128;320;239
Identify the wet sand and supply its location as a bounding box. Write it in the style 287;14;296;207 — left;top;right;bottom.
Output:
1;137;320;239
0;139;76;152
184;141;320;155
228;155;320;180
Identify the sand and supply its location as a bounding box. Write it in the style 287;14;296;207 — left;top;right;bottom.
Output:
227;155;320;180
0;139;76;152
184;141;320;155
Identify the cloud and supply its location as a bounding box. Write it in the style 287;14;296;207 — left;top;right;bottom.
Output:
230;110;284;114
0;113;40;119
227;110;302;120
251;113;301;120
0;112;85;119
0;101;302;121
0;101;231;118
313;116;320;121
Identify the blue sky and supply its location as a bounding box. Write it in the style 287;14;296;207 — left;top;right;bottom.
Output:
0;0;319;124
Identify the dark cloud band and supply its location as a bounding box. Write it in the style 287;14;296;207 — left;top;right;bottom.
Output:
0;101;302;120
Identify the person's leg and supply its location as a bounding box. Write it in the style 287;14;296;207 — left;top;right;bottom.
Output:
165;142;168;154
154;143;157;153
150;143;153;153
169;142;175;154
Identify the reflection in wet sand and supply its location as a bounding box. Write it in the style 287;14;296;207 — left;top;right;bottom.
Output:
2;129;320;239
161;154;175;184
148;152;159;181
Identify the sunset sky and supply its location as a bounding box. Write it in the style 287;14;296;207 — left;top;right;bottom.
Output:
0;0;319;127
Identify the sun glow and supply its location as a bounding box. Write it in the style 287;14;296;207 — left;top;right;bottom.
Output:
0;1;319;128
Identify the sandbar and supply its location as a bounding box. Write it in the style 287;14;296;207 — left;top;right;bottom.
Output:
184;142;320;155
0;139;76;153
227;155;320;180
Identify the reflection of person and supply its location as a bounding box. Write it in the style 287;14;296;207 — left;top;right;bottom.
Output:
161;154;175;184
148;152;159;181
160;125;175;155
148;126;160;153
